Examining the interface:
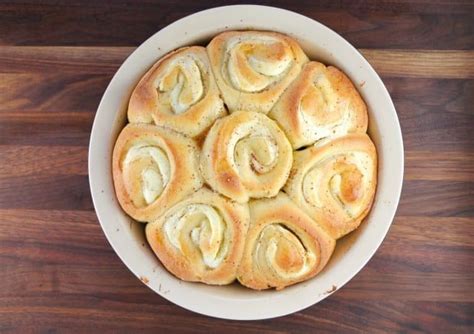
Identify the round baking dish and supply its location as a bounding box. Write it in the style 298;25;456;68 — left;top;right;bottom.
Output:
89;5;404;320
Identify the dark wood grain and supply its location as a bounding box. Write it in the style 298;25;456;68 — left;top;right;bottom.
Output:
0;112;94;146
405;152;474;181
387;78;474;152
0;1;473;49
1;47;472;151
0;73;112;112
0;1;473;333
0;175;92;210
360;50;474;79
0;146;88;176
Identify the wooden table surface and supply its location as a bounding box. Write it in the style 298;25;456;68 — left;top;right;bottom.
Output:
1;1;473;332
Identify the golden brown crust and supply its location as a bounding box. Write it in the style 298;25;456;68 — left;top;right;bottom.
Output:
284;133;377;239
269;61;368;149
200;110;293;203
112;123;203;222
145;188;250;285
112;31;380;290
128;46;226;137
207;30;308;114
237;193;335;290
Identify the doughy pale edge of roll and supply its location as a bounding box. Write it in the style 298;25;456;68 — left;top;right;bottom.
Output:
269;61;368;149
284;133;377;239
128;46;226;137
112;123;203;222
200;110;293;203
146;188;250;285
207;30;309;114
238;193;335;290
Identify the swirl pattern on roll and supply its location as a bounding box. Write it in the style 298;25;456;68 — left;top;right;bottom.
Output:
284;134;377;239
238;193;335;290
200;111;293;203
207;31;308;114
146;188;249;284
128;46;226;137
114;30;380;290
112;124;203;222
269;62;368;149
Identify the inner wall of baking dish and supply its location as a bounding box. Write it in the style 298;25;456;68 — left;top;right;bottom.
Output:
105;16;388;302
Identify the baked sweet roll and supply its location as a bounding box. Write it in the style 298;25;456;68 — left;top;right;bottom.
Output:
112;124;203;222
284;134;377;239
112;29;380;291
207;31;308;114
128;46;226;137
145;188;249;285
238;193;335;290
200;111;293;203
269;62;368;149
